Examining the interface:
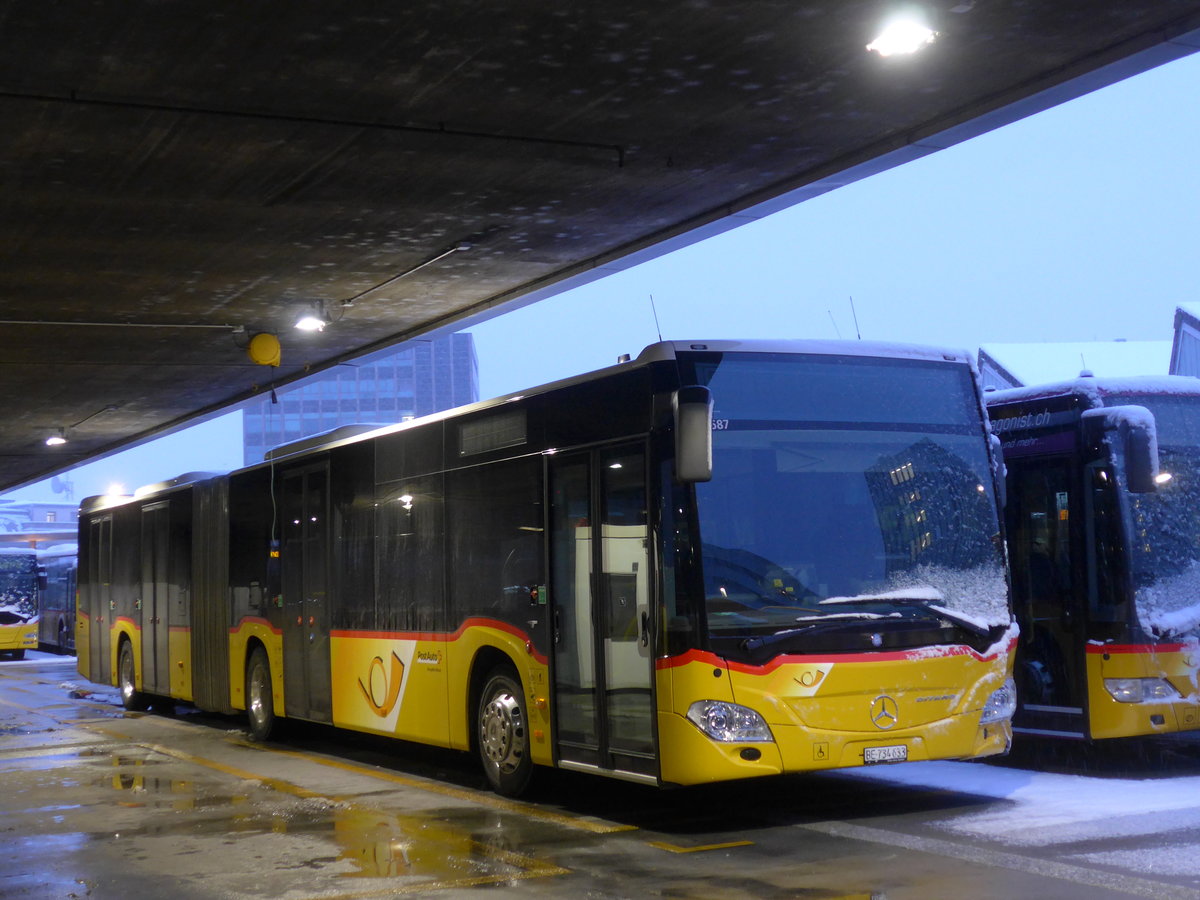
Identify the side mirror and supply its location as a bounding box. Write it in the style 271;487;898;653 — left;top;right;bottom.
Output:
674;385;713;483
1082;405;1159;494
1123;418;1158;494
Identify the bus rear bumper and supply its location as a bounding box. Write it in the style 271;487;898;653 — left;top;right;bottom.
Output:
0;624;38;652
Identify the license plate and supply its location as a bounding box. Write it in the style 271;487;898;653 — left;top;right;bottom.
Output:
864;744;907;764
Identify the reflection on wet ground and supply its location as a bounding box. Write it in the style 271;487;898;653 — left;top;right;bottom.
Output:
7;654;1200;899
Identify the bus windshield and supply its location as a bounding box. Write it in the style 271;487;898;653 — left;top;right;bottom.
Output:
680;351;1009;660
1110;394;1200;637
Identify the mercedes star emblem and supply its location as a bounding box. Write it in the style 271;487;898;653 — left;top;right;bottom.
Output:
870;694;899;730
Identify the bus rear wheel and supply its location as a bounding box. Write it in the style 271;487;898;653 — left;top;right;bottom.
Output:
118;640;149;711
477;666;533;797
245;647;276;742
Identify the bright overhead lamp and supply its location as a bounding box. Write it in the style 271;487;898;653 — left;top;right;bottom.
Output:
867;17;937;56
45;429;67;447
294;301;332;332
1155;472;1174;485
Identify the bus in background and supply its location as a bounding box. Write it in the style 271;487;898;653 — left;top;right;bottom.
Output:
37;542;77;654
0;547;38;660
77;340;1016;796
987;374;1200;741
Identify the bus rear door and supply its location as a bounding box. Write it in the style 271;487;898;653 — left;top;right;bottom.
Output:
281;464;332;724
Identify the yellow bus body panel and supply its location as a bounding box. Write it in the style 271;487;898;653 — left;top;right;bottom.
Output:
328;620;553;767
228;618;284;713
658;641;1014;787
169;628;193;701
76;611;91;677
1087;643;1200;739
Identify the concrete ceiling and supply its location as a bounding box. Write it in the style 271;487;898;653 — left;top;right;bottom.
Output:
3;1;1200;493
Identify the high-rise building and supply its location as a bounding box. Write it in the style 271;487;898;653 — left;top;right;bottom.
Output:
242;333;479;466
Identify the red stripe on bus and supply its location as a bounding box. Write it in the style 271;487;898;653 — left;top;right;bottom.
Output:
1086;642;1188;655
228;616;283;636
113;616;140;631
656;638;1015;674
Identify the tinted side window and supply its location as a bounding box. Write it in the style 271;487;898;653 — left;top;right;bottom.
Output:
446;457;543;625
377;474;445;632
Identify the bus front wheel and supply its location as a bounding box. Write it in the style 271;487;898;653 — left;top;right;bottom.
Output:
245;647;276;742
118;640;149;711
477;666;533;797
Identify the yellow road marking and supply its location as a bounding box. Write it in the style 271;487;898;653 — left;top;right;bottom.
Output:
646;839;754;853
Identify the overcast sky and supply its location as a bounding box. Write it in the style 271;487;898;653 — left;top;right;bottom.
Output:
5;48;1198;503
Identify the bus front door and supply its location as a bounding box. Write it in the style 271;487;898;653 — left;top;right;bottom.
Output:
1008;456;1087;737
281;465;332;724
549;443;657;782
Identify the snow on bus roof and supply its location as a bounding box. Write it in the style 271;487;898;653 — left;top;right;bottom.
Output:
639;339;974;367
989;373;1200;407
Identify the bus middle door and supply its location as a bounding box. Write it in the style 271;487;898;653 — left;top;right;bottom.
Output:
549;442;657;782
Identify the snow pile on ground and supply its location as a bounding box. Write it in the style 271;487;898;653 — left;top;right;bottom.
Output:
841;759;1200;846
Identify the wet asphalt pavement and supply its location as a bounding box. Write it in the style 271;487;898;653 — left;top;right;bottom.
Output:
5;652;1200;899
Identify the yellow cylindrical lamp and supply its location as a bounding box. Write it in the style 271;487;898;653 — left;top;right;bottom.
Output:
248;333;281;367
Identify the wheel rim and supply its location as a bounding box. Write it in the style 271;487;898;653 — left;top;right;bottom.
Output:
119;648;135;705
480;685;526;775
248;662;267;730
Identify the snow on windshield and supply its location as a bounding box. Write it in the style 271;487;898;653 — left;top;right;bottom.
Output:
876;562;1011;629
1135;559;1200;637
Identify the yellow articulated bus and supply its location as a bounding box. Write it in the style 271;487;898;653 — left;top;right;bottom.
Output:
78;340;1016;796
988;375;1200;741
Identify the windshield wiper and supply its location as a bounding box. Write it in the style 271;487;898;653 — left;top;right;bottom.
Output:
818;590;991;638
743;614;886;652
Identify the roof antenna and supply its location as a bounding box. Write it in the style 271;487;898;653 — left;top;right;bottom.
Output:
827;310;843;339
649;294;664;343
849;295;862;340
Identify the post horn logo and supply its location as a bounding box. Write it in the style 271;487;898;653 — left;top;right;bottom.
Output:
358;651;405;718
870;694;899;730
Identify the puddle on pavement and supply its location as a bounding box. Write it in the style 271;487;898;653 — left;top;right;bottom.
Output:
87;752;556;884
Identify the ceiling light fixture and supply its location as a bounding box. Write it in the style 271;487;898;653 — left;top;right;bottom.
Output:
43;405;118;449
290;241;474;335
867;17;937;56
294;301;333;332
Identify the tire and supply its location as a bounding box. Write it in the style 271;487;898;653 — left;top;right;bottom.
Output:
118;640;149;711
245;646;277;742
11;649;24;661
477;666;533;797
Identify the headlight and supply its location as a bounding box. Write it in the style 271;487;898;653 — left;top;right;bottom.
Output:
1104;677;1180;703
686;700;773;742
979;677;1017;725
